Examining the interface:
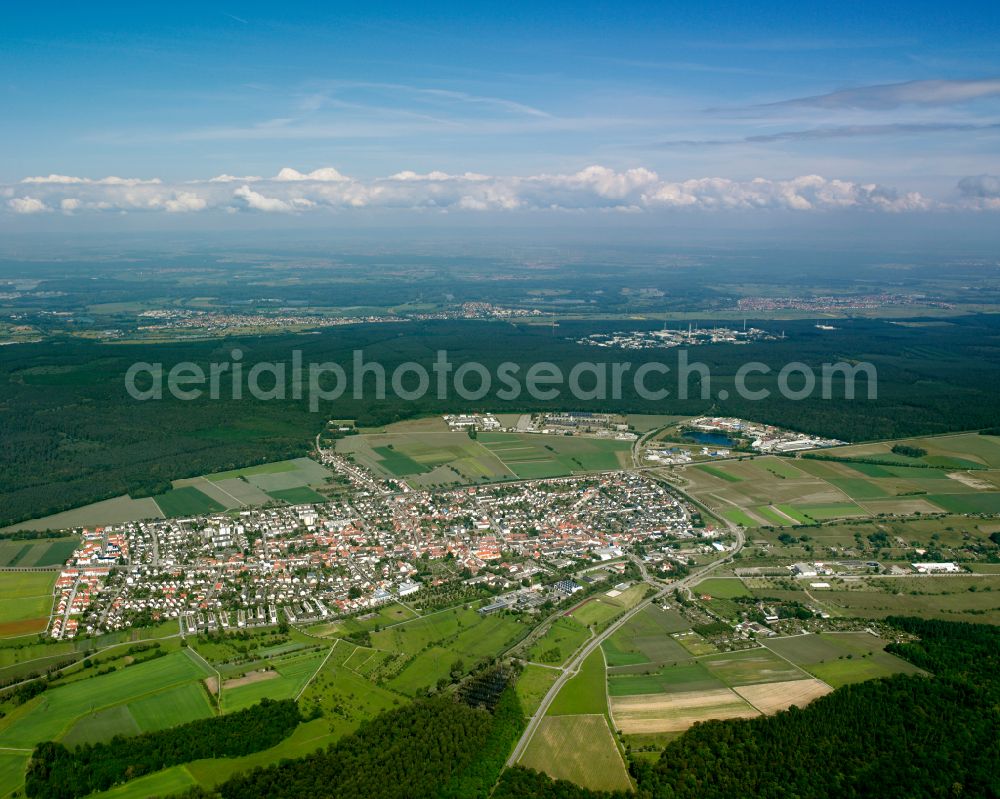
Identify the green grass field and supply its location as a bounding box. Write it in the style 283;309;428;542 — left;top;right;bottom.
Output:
608;661;724;697
700;648;808;686
298;653;401;739
371;606;476;655
153;486;227;517
519;714;632;793
516;664;560;716
60;704;141;748
205;459;303;481
0;571;56;636
694;464;742;482
0;537;78;568
926;493;1000;513
385;612;527;694
680;436;1000;530
221;650;328;712
479;433;632;478
774;504;815;524
721;508;761;527
129;682;215;731
89;765;198;799
602;606;693;667
570;585;648;630
694;578;751;599
528;617;590;665
547;649;607;716
0;651;211;748
0;751;28;798
818;432;1000;470
338;430;631;486
372;446;431;475
265;486;327;504
311;603;419;637
764;632;924;688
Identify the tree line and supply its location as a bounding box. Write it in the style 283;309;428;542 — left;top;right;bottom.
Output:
25;698;301;799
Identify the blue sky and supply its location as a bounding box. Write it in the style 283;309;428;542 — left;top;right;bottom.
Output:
2;1;999;224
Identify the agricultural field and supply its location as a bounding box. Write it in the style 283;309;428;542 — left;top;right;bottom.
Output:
519;714;632;792
0;536;78;568
0;571;56;637
0;751;29;798
693;577;751;599
602;605;693;667
739;512;1000;569
611;688;759;734
297;644;401;738
608;661;723;697
763;632;925;688
89;765;199;799
810;583;1000;624
60;705;141;748
193;457;334;510
569;584;649;631
0;650;212;749
547;649;607;716
479;433;633;479
678;442;1000;526
264;486;327;504
221;649;330;712
153;486;227;517
699;648;809;686
129;682;215;731
608;643;836;737
337;430;633;487
673;630;718;656
1;495;164;533
337;431;511;487
814;432;1000;470
381;611;528;695
6;457;338;530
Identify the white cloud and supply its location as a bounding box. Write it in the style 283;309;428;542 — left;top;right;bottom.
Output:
641;174;930;212
273;167;348;182
208;174;262;183
4;164;990;217
389;170;489;182
233;185;295;212
8;196;48;214
21;174;161;186
164;192;208;213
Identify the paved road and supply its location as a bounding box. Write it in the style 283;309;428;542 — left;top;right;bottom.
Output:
506;522;745;766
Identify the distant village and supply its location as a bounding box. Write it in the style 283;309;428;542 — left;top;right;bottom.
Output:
576;323;778;350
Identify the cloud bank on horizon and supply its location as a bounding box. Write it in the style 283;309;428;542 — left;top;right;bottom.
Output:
4;166;997;217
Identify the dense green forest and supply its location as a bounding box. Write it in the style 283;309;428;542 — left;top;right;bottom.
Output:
189;689;523;799
25;698;301;799
497;617;1000;799
5;315;1000;526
